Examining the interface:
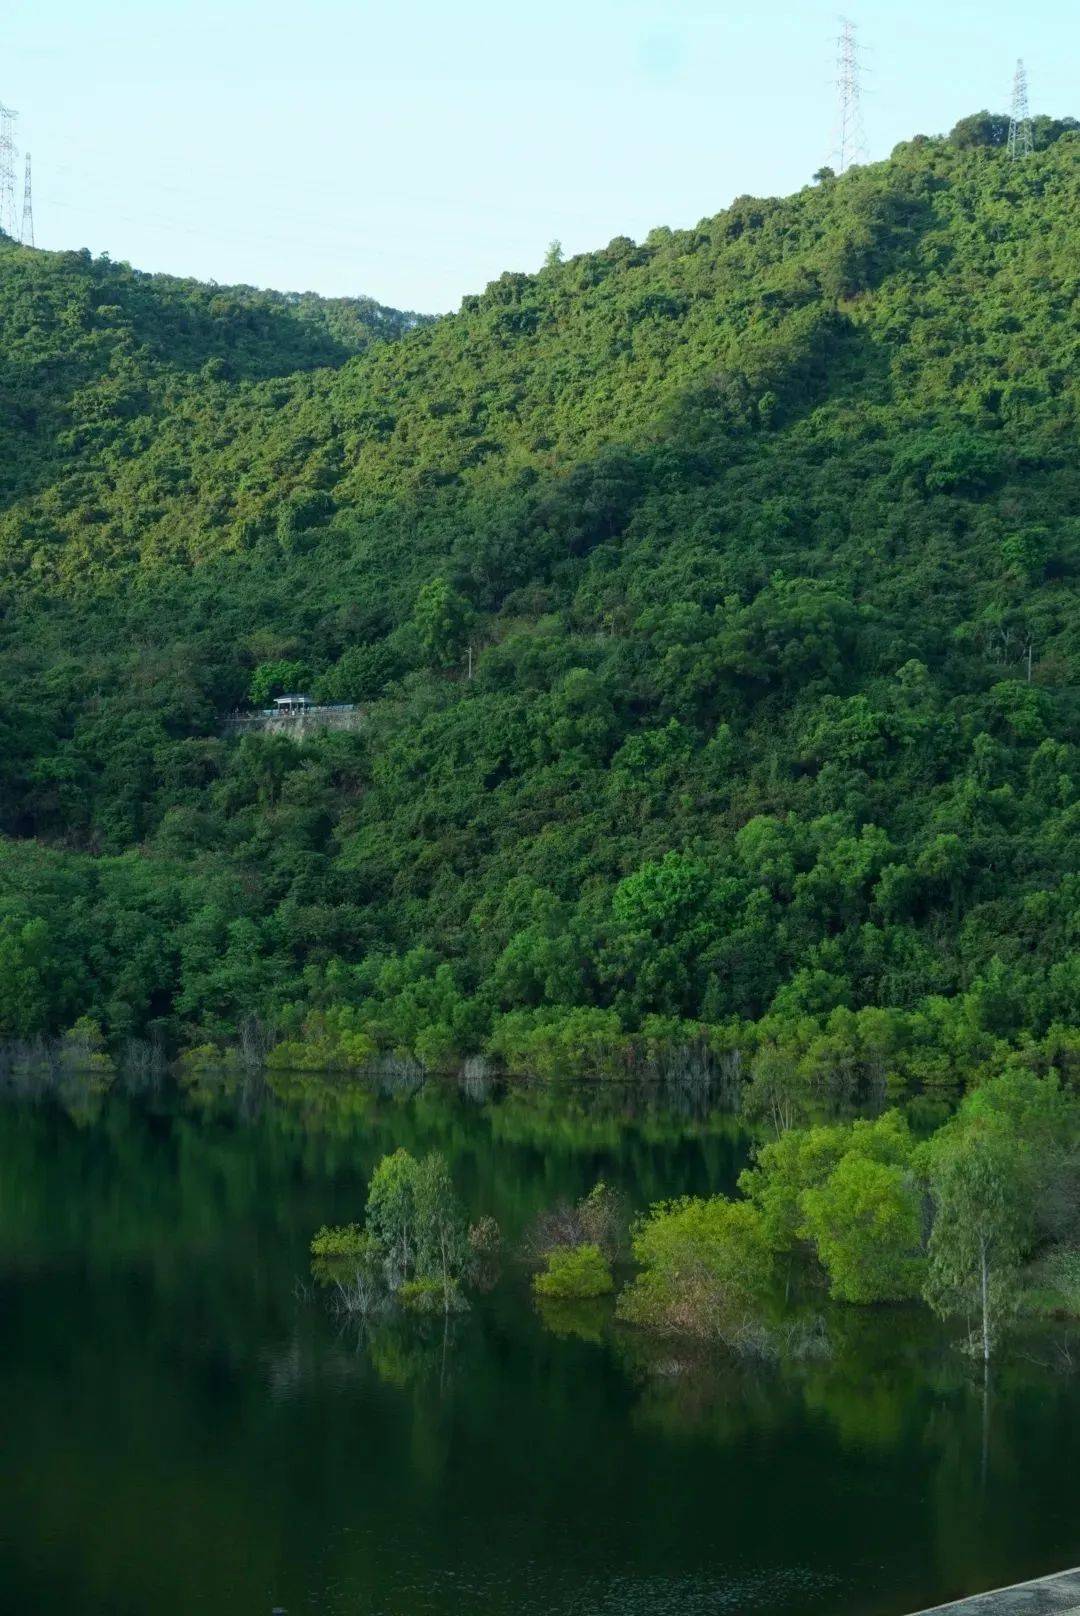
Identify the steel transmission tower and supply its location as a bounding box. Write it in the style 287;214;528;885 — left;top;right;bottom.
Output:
0;104;17;239
20;154;33;246
830;18;868;174
1008;59;1034;159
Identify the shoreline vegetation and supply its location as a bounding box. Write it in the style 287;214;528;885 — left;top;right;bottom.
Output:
304;1066;1080;1361
6;1047;1080;1357
7;994;1080;1102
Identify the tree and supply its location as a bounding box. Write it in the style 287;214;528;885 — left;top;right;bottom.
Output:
249;659;309;706
413;577;473;669
0;915;56;1038
534;1243;613;1300
947;111;1009;149
544;239;564;269
412;1151;469;1312
742;1043;815;1136
923;1123;1034;1361
366;1149;420;1285
739;1123;850;1246
801;1153;922;1302
617;1197;775;1344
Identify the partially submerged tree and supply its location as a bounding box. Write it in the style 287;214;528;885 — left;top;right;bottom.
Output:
739;1109;921;1302
315;1148;480;1315
801;1152;922;1303
366;1147;420;1285
522;1179;628;1263
409;1151;469;1313
923;1123;1034;1362
534;1243;614;1301
617;1197;775;1346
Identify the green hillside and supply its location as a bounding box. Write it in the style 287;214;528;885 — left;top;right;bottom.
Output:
2;113;1080;1089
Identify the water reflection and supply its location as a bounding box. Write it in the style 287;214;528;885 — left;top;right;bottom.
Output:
0;1069;1079;1616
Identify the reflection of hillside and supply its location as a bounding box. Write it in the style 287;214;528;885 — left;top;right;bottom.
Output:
7;1064;1080;1616
486;1083;748;1153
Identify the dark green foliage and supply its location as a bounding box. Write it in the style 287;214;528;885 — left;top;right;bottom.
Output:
2;126;1080;1074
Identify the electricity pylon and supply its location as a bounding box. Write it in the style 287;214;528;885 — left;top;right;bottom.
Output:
1007;59;1034;159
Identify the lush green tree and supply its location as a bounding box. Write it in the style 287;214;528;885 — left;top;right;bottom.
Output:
249;659;310;705
365;1148;420;1284
533;1243;613;1300
923;1121;1035;1361
801;1153;923;1302
412;1151;469;1312
948;111;1010;149
739;1123;853;1247
413;577;473;669
617;1197;775;1344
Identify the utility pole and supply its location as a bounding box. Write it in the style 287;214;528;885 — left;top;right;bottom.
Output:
20;152;33;247
831;18;868;175
0;103;17;239
1007;59;1033;159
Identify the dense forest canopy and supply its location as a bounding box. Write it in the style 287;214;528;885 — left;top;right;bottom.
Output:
2;113;1079;1088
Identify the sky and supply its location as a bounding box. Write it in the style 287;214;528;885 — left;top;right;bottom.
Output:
2;1;1076;312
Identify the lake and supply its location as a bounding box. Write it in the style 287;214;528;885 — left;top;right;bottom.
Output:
1;1066;1078;1616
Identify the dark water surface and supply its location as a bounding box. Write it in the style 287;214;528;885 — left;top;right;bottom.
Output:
1;1069;1078;1616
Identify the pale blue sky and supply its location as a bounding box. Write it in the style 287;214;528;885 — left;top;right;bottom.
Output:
3;1;1075;311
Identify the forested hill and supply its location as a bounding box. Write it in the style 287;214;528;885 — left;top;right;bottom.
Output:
2;113;1080;1089
0;249;429;507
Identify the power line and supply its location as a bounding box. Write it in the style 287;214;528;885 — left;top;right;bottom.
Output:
830;17;868;175
0;103;18;238
21;152;33;247
1008;58;1034;160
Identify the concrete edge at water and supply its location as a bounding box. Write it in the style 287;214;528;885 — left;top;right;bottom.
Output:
907;1566;1080;1614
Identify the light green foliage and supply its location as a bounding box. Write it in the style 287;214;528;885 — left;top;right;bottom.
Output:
739;1124;853;1247
398;1275;468;1313
310;1223;371;1259
617;1197;775;1342
57;1016;115;1074
741;1110;922;1301
801;1153;922;1302
358;1148;472;1311
264;1011;376;1071
413;1151;469;1310
365;1148;420;1282
309;1222;383;1293
413;577;473;669
923;1118;1035;1360
488;1007;626;1079
533;1243;614;1300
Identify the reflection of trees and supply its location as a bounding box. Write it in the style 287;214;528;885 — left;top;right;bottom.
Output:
9;1065;1080;1615
618;1330;806;1448
534;1296;610;1345
615;1306;974;1462
917;1344;1080;1597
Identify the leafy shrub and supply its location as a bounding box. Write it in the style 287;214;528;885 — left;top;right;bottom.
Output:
617;1197;775;1343
533;1243;614;1300
310;1223;371;1259
399;1275;468;1313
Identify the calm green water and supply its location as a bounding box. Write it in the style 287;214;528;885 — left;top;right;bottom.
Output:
1;1069;1079;1616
